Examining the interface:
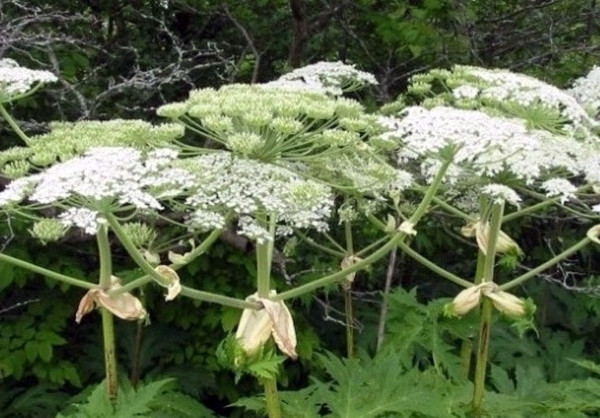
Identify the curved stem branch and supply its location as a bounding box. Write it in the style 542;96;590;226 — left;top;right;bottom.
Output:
0;102;31;145
0;252;96;289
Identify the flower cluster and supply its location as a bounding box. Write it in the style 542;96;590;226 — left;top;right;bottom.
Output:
0;120;184;177
157;83;381;162
312;152;413;199
568;66;600;118
380;106;586;185
405;65;598;136
0;147;193;234
266;61;378;95
179;152;333;243
0;59;57;102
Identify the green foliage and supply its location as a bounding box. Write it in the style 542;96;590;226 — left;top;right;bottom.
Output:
237;350;470;417
0;384;70;418
58;378;216;418
380;287;475;381
216;334;285;382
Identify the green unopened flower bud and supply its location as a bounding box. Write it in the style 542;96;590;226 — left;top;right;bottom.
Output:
338;117;370;132
156;102;189;118
188;103;218;119
269;117;303;135
407;81;432;96
29;218;68;245
203;115;233;133
320;129;359;147
305;102;335;119
335;98;363;118
422;97;446;109
121;222;157;248
29;151;57;167
242;109;272;129
2;160;31;178
227;132;263;155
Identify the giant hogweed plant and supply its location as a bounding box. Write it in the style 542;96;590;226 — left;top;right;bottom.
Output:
0;60;429;416
376;65;600;414
0;57;600;417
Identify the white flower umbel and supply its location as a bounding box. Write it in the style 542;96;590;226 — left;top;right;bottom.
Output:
180;152;333;241
481;184;522;207
0;147;193;217
568;66;600;119
381;106;586;185
0;58;57;102
407;65;598;136
541;178;577;204
59;208;106;235
269;61;377;95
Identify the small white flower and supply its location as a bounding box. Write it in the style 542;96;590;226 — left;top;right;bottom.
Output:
481;184;522;207
181;152;333;241
568;66;600;118
272;61;377;95
0;59;57;101
59;208;106;235
541;178;577;203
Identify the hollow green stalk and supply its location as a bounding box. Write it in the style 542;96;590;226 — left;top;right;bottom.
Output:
343;220;355;358
471;202;504;414
0;252;96;289
273;155;455;302
105;213;256;309
460;251;486;380
0;102;31;145
500;236;591;291
97;225;118;400
255;214;282;418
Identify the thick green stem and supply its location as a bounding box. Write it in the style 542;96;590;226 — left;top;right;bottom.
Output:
101;308;118;400
500;237;591;291
179;286;258;309
471;298;493;413
262;378;282;418
502;198;557;222
0;252;96;289
274;156;454;302
460;251;486;380
471;203;504;413
256;215;275;298
254;215;283;416
344;289;354;358
0;102;31;145
96;226;118;400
